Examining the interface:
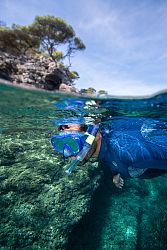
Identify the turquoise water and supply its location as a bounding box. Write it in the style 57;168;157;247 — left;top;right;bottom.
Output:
0;82;167;249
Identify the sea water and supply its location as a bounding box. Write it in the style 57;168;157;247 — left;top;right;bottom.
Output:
0;82;167;250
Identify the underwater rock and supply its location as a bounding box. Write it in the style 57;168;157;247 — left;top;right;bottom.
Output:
67;170;167;250
0;128;102;249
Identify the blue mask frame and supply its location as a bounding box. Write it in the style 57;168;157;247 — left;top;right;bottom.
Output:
51;131;86;157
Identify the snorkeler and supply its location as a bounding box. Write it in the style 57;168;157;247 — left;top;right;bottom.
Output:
51;118;167;188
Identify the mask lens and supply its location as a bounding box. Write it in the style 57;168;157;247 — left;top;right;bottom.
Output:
51;135;81;156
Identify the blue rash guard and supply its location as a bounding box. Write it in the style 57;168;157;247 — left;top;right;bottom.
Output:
98;118;167;178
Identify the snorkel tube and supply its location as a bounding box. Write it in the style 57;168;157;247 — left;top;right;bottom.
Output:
65;124;99;174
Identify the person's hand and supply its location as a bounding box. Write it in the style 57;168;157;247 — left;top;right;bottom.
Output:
113;173;124;189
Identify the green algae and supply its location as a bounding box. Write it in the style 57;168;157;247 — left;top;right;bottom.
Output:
0;128;102;249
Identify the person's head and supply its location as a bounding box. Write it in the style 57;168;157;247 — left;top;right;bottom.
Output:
51;123;99;164
58;124;87;132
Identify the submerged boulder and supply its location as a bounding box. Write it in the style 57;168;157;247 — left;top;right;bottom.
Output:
0;129;102;249
67;168;167;250
0;83;102;249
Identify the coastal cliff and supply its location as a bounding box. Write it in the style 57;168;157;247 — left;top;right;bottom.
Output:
0;52;76;91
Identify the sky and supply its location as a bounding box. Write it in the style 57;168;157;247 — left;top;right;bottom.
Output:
0;0;167;96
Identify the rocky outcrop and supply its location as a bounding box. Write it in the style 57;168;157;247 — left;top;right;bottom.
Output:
0;132;101;249
0;54;18;81
0;52;74;90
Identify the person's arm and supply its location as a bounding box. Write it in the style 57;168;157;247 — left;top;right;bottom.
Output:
113;173;124;189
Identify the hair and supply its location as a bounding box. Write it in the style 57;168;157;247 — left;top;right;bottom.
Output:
58;124;88;132
58;125;68;131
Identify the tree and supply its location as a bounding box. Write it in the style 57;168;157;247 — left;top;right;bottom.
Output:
0;16;85;86
86;87;96;95
29;15;85;64
80;89;87;95
0;15;85;63
98;90;108;96
65;36;86;65
52;50;63;61
67;70;79;81
0;25;39;55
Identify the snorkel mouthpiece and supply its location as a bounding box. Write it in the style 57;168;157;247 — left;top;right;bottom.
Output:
65;124;99;174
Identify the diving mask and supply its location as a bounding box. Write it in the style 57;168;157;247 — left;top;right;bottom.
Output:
51;124;99;173
51;131;86;157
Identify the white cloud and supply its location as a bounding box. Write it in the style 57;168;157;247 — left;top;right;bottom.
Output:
71;0;167;96
77;0;167;61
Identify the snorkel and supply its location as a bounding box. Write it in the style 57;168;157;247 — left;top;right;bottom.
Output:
65;124;99;174
51;123;99;174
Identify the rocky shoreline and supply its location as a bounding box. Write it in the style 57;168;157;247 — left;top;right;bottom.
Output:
0;52;78;92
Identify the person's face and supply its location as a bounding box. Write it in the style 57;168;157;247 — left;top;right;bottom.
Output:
60;124;82;131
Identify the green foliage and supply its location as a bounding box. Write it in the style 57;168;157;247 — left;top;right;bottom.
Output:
86;87;96;95
29;15;85;62
80;88;87;95
0;15;85;65
52;50;63;61
98;90;108;96
74;37;86;50
66;36;86;65
79;88;97;96
0;25;40;55
68;70;79;80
